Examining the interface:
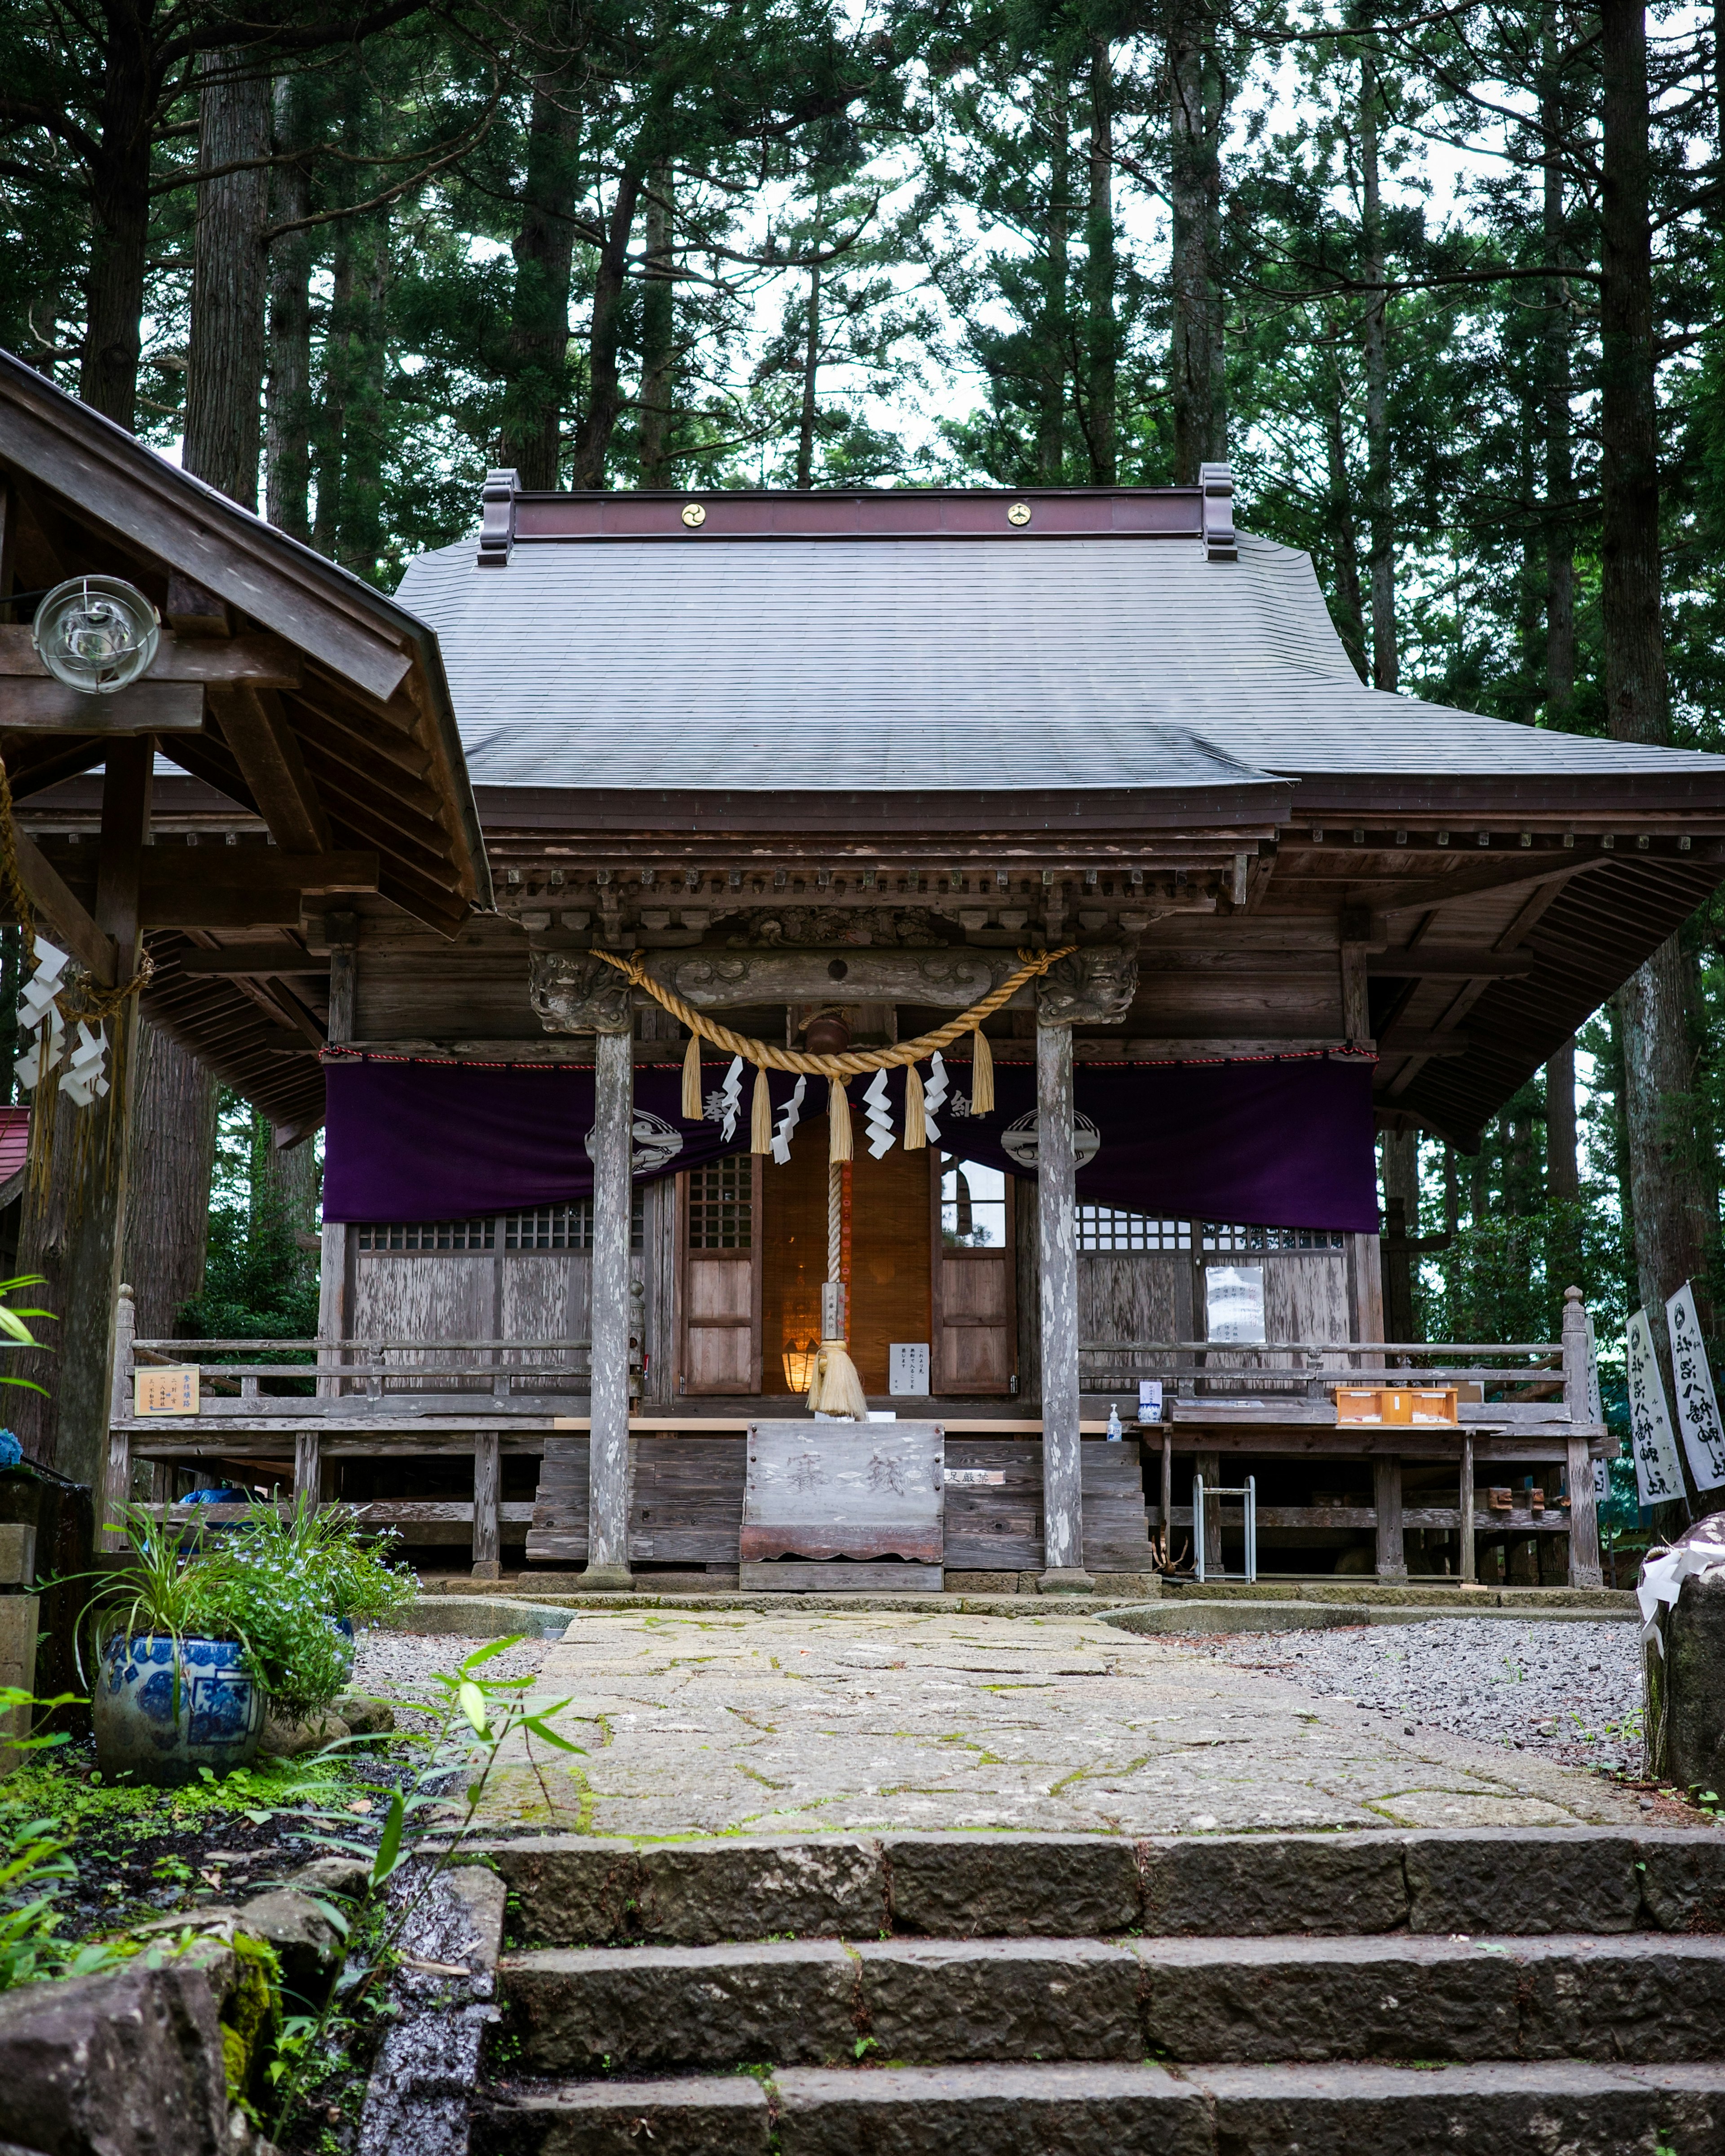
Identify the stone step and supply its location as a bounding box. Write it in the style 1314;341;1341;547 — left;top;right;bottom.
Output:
480;1825;1725;1947
500;1930;1725;2074
473;2059;1725;2155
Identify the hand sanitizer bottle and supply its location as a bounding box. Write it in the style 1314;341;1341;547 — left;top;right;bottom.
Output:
1106;1402;1123;1442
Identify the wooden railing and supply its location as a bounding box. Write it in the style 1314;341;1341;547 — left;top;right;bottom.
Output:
1078;1338;1573;1408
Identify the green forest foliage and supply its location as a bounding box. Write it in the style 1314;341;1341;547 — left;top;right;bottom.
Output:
4;2;1725;1351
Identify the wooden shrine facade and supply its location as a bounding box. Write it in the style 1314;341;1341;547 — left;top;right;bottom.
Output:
37;460;1725;1592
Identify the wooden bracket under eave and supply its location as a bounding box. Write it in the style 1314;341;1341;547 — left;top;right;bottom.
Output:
10;828;116;984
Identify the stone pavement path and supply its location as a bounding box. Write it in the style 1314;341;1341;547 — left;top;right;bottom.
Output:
478;1608;1656;1839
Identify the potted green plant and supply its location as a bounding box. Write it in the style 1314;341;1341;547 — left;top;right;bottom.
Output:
88;1505;265;1787
211;1496;415;1729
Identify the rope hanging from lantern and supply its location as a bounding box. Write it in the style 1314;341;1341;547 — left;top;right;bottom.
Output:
589;943;1074;1164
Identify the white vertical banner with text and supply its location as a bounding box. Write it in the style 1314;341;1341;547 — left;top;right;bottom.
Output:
1664;1282;1725;1492
1627;1310;1687;1507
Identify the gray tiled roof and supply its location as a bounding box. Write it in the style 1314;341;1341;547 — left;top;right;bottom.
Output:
395;528;1725;792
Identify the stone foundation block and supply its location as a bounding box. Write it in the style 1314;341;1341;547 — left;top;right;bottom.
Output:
774;2062;1211;2156
1404;1827;1641;1935
1139;1830;1407;1935
1199;2059;1725;2156
473;2076;772;2155
854;1938;1143;2061
636;1836;886;1944
883;1832;1140;1937
1134;1935;1526;2062
501;1940;858;2072
1637;1828;1725;1931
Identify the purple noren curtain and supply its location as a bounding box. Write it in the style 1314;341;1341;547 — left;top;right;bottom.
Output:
322;1054;1378;1233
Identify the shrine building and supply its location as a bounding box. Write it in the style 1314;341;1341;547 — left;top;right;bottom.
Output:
11;380;1725;1595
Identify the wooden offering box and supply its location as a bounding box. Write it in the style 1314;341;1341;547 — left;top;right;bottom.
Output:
1335;1386;1459;1427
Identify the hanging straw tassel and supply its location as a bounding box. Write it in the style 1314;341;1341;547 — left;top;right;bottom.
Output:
750;1063;773;1154
904;1063;927;1150
681;1030;703;1121
807;1338;868;1420
827;1076;853;1163
971;1026;995;1114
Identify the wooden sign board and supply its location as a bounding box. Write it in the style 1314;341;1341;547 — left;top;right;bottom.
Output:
134;1367;199;1417
741;1420;944;1563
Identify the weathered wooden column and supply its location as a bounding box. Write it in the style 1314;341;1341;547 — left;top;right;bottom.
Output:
1195;1449;1224;1577
315;913;356;1401
98;1284;137;1552
1459;1433;1477;1585
585;1019;635;1589
1562;1284;1604;1587
472;1431;501;1581
18;740;151;1491
1035;1012;1088;1591
1373;1452;1407;1578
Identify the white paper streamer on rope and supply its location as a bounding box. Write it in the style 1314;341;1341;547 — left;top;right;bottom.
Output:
1665;1282;1725;1491
1627;1309;1687;1507
770;1075;806;1166
923;1050;949;1144
58;1020;108;1107
1637;1514;1725;1652
715;1055;744;1142
862;1067;895;1159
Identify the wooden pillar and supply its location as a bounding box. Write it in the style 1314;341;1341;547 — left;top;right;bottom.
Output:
1459;1434;1477;1585
20;742;152;1491
292;1430;321;1508
1560;1285;1604;1588
1160;1432;1173;1566
98;1284;137;1552
1373;1452;1406;1578
316;917;356;1400
1196;1448;1223;1576
585;1022;634;1589
472;1431;501;1581
1035;1014;1088;1590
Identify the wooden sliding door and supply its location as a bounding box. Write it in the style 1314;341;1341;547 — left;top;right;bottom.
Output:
676;1155;762;1394
931;1152;1015;1395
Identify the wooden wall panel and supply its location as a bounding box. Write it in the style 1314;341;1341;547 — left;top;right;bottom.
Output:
353;1253;493;1389
1266;1255;1350;1353
1078;1254;1189;1351
355;950;534;1039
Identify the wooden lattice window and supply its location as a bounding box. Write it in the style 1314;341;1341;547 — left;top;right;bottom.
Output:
503;1195;644;1251
686;1157;753;1250
356;1218;496;1252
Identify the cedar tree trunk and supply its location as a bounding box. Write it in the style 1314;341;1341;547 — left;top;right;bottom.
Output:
183;49;273;508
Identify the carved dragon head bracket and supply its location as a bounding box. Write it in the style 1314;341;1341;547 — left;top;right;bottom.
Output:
1036;944;1138;1028
530;951;633;1034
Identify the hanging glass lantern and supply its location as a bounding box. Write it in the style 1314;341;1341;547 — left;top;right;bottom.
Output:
31;576;160;695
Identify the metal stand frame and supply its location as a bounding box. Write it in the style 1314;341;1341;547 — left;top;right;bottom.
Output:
1192;1473;1257;1585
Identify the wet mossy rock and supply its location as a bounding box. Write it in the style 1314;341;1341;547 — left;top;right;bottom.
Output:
0;1952;234;2156
220;1931;280;2115
1667;1571;1725;1799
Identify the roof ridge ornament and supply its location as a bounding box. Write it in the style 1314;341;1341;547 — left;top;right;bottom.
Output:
1199;461;1237;563
477;467;520;569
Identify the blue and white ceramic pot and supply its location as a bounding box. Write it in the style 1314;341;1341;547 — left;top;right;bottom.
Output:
93;1632;265;1785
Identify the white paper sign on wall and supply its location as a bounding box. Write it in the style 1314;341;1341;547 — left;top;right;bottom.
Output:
889;1342;930;1396
1664;1281;1725;1491
1206;1264;1265;1346
1627;1309;1686;1506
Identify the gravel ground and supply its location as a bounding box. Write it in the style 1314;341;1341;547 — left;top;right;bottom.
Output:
1170;1619;1647;1774
351;1629;550;1724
